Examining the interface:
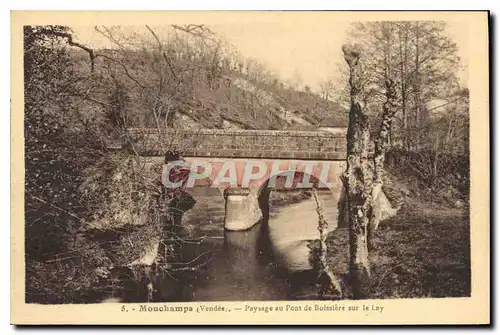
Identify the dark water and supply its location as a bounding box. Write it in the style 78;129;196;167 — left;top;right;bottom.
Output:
105;187;338;302
177;223;291;301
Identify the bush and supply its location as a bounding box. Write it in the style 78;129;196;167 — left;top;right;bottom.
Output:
386;148;469;200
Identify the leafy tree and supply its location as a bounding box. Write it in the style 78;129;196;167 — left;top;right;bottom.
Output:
24;25;88;258
24;26;113;304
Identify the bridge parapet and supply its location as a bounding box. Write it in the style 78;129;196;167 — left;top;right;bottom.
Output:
125;128;347;160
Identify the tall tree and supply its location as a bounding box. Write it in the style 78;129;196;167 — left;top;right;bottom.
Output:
342;41;400;299
319;79;335;101
340;20;461;299
348;21;460;149
341;44;373;299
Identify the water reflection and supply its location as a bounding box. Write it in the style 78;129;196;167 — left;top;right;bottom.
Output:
105;188;340;302
184;224;289;301
179;188;338;301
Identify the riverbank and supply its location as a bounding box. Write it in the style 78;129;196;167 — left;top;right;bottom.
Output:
326;197;470;299
269;190;313;208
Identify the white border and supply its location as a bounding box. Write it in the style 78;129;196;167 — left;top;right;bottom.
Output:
4;2;495;334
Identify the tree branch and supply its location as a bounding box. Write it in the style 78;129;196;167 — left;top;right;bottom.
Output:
46;30;96;72
145;25;179;82
171;24;217;45
95;53;146;89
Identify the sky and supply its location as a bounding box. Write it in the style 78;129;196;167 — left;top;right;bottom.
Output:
70;18;469;91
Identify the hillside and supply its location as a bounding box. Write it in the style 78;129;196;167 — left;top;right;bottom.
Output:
169;75;348;130
70;46;348;132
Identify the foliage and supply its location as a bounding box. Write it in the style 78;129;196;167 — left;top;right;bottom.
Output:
386;149;469;204
24;25;92;259
24;25;185;303
24;25;111;303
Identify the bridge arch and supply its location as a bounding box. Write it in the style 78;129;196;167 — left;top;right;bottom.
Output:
223;168;348;232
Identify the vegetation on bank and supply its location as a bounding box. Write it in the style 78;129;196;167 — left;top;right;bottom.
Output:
326;21;469;299
308;149;470;300
326;191;470;299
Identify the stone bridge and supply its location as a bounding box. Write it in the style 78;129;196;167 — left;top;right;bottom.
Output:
124;128;348;231
125;128;347;160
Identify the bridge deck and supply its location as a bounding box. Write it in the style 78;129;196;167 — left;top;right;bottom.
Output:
121;128;348;160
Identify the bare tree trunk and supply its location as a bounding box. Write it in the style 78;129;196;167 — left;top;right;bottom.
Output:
398;24;409;150
341;44;372;299
369;78;398;249
342;43;400;299
311;187;343;299
413;22;422;150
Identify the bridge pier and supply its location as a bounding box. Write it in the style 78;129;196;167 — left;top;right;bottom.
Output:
223;188;263;231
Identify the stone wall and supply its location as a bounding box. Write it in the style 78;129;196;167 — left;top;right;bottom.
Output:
125;128;347;160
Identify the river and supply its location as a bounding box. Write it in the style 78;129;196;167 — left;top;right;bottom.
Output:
104;187;340;302
171;187;338;301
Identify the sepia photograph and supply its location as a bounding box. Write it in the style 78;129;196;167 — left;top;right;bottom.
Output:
10;10;489;325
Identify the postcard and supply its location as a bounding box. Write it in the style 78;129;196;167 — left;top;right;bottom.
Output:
11;10;490;325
